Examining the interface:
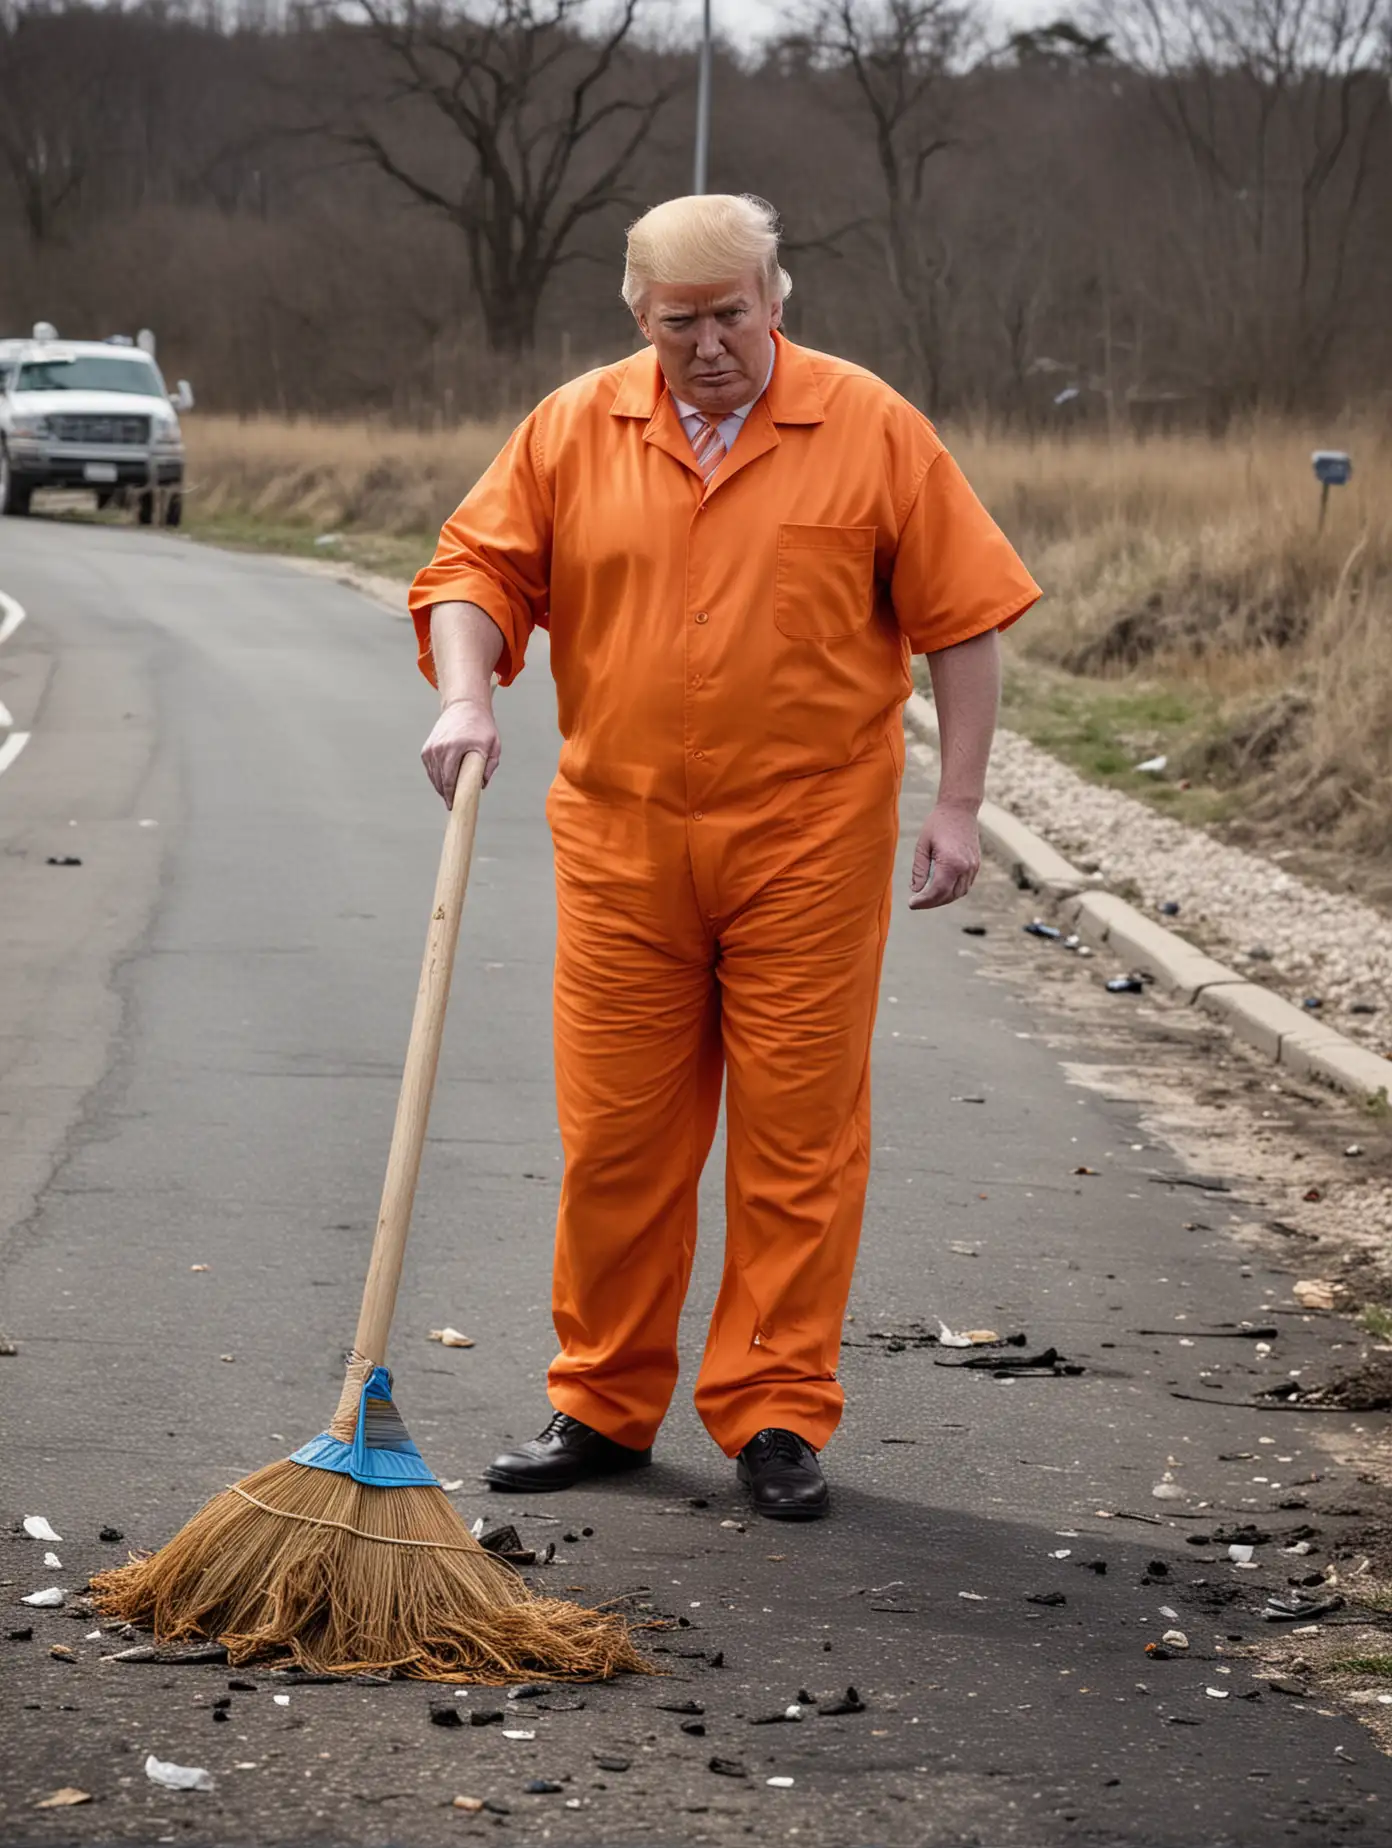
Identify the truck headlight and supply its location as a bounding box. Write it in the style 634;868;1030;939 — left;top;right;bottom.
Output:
152;413;182;448
11;414;49;439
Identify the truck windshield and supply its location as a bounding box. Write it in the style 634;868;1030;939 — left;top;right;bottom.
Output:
16;356;164;396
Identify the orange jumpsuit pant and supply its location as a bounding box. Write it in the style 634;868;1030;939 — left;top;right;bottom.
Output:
545;747;899;1457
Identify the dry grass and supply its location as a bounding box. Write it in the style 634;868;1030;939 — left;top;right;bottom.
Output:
183;409;1392;866
186;413;510;539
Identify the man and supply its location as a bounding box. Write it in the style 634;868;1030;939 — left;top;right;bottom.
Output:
410;193;1038;1521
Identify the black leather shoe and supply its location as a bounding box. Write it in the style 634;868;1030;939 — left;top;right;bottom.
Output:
483;1411;653;1492
736;1428;830;1521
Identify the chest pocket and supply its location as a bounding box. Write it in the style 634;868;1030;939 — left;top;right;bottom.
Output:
774;524;877;640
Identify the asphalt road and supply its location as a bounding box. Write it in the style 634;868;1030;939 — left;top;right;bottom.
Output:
2;516;1390;1847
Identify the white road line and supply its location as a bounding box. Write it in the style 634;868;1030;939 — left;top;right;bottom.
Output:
0;730;30;777
0;588;26;648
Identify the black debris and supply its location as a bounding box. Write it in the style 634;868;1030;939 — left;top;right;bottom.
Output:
1024;920;1061;940
1302;997;1323;1011
1146;1560;1170;1577
1264;1592;1344;1623
479;1524;522;1554
536;1699;587;1713
1269;1678;1311;1697
708;1757;748;1778
46;855;82;867
593;1755;630;1773
1210;1525;1271;1546
540;1542;556;1565
709;1651;725;1668
524;1779;564;1795
1159;901;1181;916
797;1689;814;1705
227;1679;257;1692
581;1527;594;1537
1077;1559;1107;1575
98;1527;124;1543
681;1721;706;1736
470;1709;506;1727
212;1708;229;1721
936;1345;1083;1378
819;1686;865;1717
687;1498;709;1509
482;1800;511;1815
1026;1591;1067;1607
1105;974;1146;994
507;1683;549;1701
656;1699;705;1715
212;1696;232;1711
429;1701;465;1727
563;1532;580;1544
962;923;987;936
750;1711;799;1725
7;1626;33;1642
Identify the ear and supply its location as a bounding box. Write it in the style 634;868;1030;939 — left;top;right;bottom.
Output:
632;303;654;345
769;295;785;333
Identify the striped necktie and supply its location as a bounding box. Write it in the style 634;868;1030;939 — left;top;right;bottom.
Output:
691;416;726;485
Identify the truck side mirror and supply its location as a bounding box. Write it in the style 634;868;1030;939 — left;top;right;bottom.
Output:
171;379;195;413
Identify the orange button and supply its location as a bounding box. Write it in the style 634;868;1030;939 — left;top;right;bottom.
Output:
692;810;704;821
693;611;709;625
693;749;706;759
691;674;703;687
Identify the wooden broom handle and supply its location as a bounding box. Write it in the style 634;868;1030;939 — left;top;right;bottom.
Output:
352;752;487;1366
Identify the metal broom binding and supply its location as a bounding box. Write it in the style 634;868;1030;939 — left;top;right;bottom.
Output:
93;753;650;1683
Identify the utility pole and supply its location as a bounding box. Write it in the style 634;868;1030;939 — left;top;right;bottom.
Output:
693;0;712;194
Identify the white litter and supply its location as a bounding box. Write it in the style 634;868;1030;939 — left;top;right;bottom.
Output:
440;1479;464;1493
428;1327;475;1348
565;1797;582;1808
139;818;159;828
1151;1474;1185;1501
1135;755;1168;774
767;1776;795;1788
1049;1549;1072;1560
272;1694;290;1707
22;1587;64;1608
937;1320;972;1348
144;1755;214;1792
23;1517;62;1543
1228;1544;1255;1564
502;1729;535;1740
1159;1606;1179;1622
1205;1687;1230;1700
1284;1541;1313;1556
784;1704;803;1721
84;1630;101;1640
470;1517;485;1538
1161;1630;1189;1650
43;1552;61;1569
1378;1695;1392;1706
958;1591;986;1601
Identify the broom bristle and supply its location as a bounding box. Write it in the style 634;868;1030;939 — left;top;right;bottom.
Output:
90;1458;651;1683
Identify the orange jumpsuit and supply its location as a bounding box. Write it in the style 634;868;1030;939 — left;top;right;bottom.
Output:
410;333;1039;1457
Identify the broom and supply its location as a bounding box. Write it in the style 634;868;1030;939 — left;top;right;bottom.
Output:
93;752;649;1683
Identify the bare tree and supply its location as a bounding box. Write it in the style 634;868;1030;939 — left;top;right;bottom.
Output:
792;0;976;406
318;0;674;357
1110;0;1392;405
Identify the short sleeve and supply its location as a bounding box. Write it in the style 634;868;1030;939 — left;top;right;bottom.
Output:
890;448;1040;654
407;413;553;687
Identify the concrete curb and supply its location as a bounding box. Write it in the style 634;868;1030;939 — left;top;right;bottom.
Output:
903;691;1391;1109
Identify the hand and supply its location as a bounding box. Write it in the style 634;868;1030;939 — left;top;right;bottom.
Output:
421;697;499;805
908;802;981;910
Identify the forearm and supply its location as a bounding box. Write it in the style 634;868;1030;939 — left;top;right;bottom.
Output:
924;628;1001;812
429;601;506;707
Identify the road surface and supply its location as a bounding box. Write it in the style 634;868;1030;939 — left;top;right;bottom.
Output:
1;517;1388;1845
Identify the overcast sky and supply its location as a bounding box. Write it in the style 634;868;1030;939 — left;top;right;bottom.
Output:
668;0;1064;48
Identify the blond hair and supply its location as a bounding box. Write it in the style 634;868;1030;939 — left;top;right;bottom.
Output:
621;194;792;311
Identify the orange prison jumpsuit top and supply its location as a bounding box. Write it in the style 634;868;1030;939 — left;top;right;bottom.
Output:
409;332;1039;1458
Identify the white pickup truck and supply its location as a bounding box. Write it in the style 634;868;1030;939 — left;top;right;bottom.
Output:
0;324;193;524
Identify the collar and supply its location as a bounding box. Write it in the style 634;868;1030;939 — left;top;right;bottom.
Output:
610;329;825;426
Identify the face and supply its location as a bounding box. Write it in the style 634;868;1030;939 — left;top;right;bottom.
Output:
636;269;782;418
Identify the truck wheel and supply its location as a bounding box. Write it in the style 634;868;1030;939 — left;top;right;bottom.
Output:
162;490;183;529
0;449;31;517
136;489;155;526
